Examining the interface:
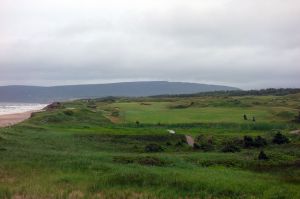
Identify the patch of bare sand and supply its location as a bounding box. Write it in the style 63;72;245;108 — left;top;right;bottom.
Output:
0;111;35;127
290;130;300;135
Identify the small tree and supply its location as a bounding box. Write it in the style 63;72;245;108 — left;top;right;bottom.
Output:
252;116;256;122
272;132;289;144
136;120;140;126
243;114;248;120
258;150;269;160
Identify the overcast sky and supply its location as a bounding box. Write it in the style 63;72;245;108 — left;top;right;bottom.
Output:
0;0;299;89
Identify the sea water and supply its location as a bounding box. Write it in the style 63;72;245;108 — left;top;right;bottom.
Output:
0;103;47;115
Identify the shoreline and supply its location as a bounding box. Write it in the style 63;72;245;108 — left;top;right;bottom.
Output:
0;111;38;127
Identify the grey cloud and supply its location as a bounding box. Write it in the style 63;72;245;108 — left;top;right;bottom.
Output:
0;0;299;89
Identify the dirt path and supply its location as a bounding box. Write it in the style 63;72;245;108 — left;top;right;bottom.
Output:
185;135;195;146
289;130;300;135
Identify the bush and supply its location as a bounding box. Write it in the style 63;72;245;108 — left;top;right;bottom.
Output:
243;136;254;148
253;136;267;147
258;150;269;160
221;142;241;153
144;144;164;152
175;141;184;147
243;135;267;148
193;143;201;150
272;132;290;144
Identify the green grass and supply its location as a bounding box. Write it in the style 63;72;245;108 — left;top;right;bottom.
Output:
0;94;299;198
110;101;298;124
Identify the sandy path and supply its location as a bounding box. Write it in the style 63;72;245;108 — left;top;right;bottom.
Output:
0;111;34;127
289;130;300;135
185;135;194;146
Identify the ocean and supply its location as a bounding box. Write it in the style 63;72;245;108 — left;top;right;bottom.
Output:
0;103;47;116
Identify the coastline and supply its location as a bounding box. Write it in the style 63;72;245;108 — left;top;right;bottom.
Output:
0;110;39;127
0;109;43;128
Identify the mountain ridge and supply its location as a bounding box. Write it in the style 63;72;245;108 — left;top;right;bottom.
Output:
0;81;239;103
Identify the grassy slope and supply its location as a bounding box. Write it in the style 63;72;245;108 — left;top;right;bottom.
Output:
0;94;299;198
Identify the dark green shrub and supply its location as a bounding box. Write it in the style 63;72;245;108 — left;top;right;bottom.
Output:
253;136;267;147
258;150;269;160
193;143;201;150
272;132;290;144
144;144;164;152
175;141;184;147
243;136;254;148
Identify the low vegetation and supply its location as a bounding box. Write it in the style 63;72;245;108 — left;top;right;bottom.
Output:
0;91;300;198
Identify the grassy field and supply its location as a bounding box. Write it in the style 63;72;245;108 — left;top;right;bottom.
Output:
112;102;293;124
0;93;300;198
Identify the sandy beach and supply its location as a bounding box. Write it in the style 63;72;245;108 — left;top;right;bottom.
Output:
0;111;34;127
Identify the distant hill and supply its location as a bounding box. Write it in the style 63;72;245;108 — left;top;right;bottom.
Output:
0;81;239;103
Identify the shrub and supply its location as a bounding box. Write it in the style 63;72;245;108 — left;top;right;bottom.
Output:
253;136;267;147
175;141;184;147
243;136;254;148
258;150;269;160
243;136;267;148
144;144;164;152
193;143;201;150
272;132;290;144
